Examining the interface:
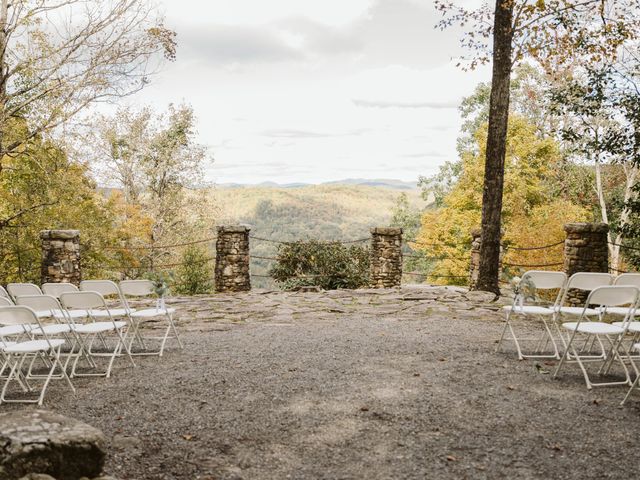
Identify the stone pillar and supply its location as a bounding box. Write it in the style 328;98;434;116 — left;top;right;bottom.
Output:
563;222;609;306
469;228;482;289
215;226;251;292
370;227;403;288
469;228;503;289
40;230;81;285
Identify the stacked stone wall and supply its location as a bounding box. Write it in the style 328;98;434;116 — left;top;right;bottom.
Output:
40;230;81;285
469;229;503;290
370;227;403;288
214;226;251;292
563;222;609;306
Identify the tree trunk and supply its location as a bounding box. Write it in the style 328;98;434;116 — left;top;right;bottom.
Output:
0;0;8;172
475;0;514;294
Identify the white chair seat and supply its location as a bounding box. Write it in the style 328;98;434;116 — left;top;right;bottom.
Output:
605;307;636;316
88;308;134;317
75;321;126;334
30;324;76;335
55;310;88;319
554;306;600;316
562;322;625;335
34;309;87;320
0;324;33;336
3;339;65;353
503;305;553;315
613;321;640;332
131;308;175;318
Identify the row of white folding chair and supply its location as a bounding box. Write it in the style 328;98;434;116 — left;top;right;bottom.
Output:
0;291;137;404
0;305;75;405
0;280;183;405
3;280;182;356
553;285;640;393
496;271;640;403
496;272;640;360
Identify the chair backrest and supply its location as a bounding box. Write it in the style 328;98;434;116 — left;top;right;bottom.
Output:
60;291;106;311
7;283;42;299
565;272;613;291
42;282;79;298
0;305;57;348
522;271;567;290
586;286;640;308
0;285;10;299
0;296;13;306
119;280;155;297
0;305;39;326
614;273;640;288
15;294;63;313
79;280;121;298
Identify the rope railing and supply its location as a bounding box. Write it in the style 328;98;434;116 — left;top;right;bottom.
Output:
250;235;370;245
100;235;218;251
608;241;640;252
610;267;629;274
94;255;215;272
503;240;565;251
502;261;564;268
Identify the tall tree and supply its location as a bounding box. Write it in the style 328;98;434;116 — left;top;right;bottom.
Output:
477;0;514;293
0;0;175;229
436;0;640;292
87;104;213;270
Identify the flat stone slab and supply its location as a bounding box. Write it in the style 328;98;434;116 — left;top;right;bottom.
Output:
0;410;105;480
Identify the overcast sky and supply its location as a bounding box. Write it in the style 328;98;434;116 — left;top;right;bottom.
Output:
133;0;489;185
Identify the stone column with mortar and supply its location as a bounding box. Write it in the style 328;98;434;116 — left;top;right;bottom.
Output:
469;228;482;289
215;226;251;292
370;227;403;288
40;229;81;285
563;222;609;306
469;228;504;290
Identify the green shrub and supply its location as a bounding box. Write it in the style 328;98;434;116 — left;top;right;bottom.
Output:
269;240;370;291
175;246;213;295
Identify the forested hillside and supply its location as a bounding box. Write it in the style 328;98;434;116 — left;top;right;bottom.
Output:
208;185;427;287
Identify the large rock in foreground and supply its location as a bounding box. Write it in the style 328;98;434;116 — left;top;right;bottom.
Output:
0;410;105;480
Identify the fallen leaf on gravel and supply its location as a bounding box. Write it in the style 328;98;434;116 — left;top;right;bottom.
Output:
413;373;420;377
438;358;446;362
360;406;369;412
550;444;562;451
534;363;550;374
182;434;194;441
476;465;486;471
593;399;600;405
446;455;457;462
507;385;515;390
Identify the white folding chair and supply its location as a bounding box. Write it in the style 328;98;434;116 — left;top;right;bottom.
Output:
554;286;640;390
0;285;12;303
7;283;42;300
496;270;567;360
0;305;75;405
552;272;614;348
42;282;79;298
59;291;135;378
79;280;146;352
15;295;78;335
0;297;21;380
15;294;93;373
120;280;183;357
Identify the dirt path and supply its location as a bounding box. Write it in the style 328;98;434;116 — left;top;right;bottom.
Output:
7;287;640;479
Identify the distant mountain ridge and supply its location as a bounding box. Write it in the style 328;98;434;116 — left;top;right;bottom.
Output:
217;178;418;191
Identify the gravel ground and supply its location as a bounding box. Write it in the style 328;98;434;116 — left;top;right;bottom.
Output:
5;287;640;479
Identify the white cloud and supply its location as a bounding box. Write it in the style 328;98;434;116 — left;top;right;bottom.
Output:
128;0;491;184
